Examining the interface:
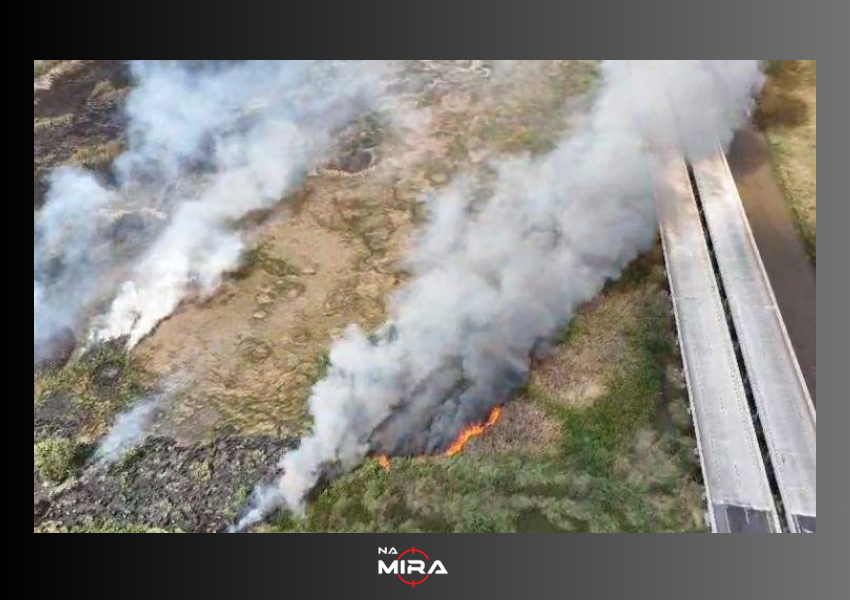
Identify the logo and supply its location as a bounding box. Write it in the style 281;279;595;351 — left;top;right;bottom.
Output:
378;547;448;586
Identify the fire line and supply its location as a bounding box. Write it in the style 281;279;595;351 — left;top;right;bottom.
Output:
443;405;503;457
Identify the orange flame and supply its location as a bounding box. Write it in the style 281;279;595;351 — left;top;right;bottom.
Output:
443;406;503;457
376;455;391;471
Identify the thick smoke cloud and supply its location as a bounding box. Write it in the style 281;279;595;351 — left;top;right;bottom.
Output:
234;60;765;530
34;60;386;363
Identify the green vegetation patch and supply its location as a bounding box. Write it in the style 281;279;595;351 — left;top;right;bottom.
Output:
34;342;152;435
34;437;79;482
557;290;670;474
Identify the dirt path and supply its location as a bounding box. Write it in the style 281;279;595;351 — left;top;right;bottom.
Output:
726;128;816;401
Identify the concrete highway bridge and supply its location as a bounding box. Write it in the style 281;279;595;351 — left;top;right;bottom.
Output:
654;149;816;533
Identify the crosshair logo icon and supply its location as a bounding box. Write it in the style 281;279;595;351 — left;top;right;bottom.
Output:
397;547;429;587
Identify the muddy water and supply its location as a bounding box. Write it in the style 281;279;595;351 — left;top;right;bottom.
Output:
727;129;816;401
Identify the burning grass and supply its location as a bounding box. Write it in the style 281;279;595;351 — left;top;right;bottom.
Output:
35;62;711;532
260;259;705;533
444;406;503;457
63;60;599;447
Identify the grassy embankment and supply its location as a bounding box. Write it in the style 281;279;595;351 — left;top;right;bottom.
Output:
756;60;817;262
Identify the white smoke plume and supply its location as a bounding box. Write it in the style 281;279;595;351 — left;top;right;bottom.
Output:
34;168;118;365
234;60;765;530
94;394;165;466
34;61;387;363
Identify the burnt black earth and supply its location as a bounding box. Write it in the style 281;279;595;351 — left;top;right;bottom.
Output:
36;436;296;532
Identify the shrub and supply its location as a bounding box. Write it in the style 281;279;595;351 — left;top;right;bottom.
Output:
34;438;77;483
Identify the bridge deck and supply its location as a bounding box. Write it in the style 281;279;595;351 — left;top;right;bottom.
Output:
653;159;780;533
692;149;816;532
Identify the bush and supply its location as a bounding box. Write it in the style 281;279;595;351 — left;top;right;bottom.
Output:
34;438;77;483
